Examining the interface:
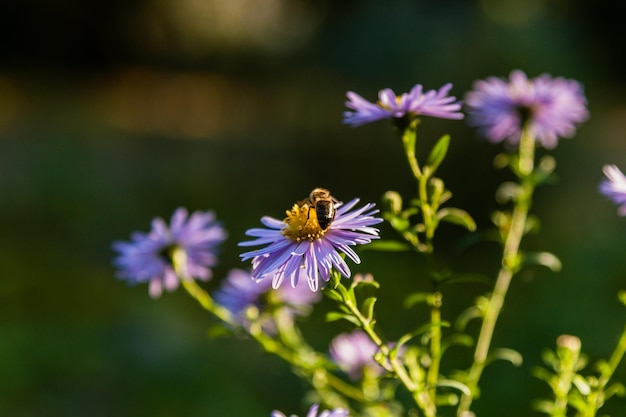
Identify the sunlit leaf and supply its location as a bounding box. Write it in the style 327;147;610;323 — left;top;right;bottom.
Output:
531;398;555;415
326;311;360;326
540;348;559;369
605;382;626;400
495;181;521;204
441;333;474;354
455;305;482;331
382;190;403;214
323;288;343;302
434;392;459;406
523;251;562;272
436;378;471;396
438;207;477;232
426;134;450;174
486;347;523;367
531;366;554;384
361;297;377;321
572;374;591;395
403;292;432;309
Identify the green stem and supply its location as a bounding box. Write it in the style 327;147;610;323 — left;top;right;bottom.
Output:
427;293;443;400
170;247;240;329
458;128;536;416
419;169;434;253
580;324;626;417
337;281;437;417
599;324;626;389
180;273;367;406
401;119;422;180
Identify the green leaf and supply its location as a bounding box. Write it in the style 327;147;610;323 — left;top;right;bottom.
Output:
426;134;450;174
434;393;460;407
605;382;626;400
455;305;482;331
618;290;626;307
436;379;471;396
351;276;380;290
533;155;557;185
572;374;591;395
495;181;521;204
523;251;562;273
441;333;474;354
524;215;541;235
363;240;412;252
532;399;555;415
486;347;523;367
383;213;411;232
325;311;360;326
396;332;418;349
438;207;477;232
540;348;559;369
361;297;377;321
323;288;343;302
403;292;432;309
531;366;555;384
382;190;403;214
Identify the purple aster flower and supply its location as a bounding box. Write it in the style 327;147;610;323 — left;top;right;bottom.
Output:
213;268;322;325
329;330;383;380
599;164;626;216
112;208;227;298
271;404;350;417
239;190;383;292
343;83;464;127
465;70;589;149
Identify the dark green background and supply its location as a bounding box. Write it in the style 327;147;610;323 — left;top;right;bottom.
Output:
1;0;626;416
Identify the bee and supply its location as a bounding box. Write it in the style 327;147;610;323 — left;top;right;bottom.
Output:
304;188;338;231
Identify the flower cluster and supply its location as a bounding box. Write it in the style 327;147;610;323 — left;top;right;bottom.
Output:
110;69;605;417
343;82;464;127
112;208;227;298
213;268;322;328
465;70;589;148
329;330;384;380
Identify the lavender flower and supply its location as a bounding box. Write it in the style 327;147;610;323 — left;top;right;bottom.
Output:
343;83;464;127
329;330;383;380
213;268;322;324
465;70;589;149
272;404;350;417
599;164;626;216
239;192;383;292
112;208;227;298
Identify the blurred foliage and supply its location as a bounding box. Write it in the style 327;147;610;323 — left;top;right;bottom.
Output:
1;0;626;416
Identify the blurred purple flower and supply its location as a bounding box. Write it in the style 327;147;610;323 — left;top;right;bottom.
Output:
343;83;464;127
329;330;383;380
599;164;626;216
213;268;322;325
272;404;350;417
465;70;589;149
239;197;382;292
112;208;227;298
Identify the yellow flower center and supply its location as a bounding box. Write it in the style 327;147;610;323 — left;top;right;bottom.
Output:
282;203;326;242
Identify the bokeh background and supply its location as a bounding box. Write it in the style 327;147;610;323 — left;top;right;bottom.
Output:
2;0;626;416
